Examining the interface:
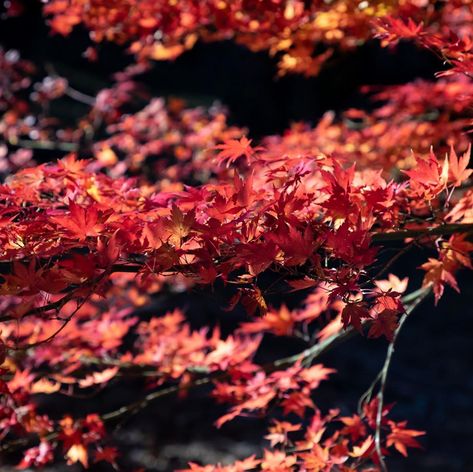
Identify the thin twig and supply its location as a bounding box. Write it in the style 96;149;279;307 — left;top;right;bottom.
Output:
6;137;78;152
65;87;96;107
373;287;432;471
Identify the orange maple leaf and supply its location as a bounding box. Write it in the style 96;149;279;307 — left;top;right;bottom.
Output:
386;420;425;457
448;144;472;187
65;443;88;468
420;257;459;304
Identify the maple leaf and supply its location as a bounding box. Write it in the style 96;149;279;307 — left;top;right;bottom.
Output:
78;367;119;388
214;137;264;167
237;241;279;276
368;309;399;341
341;303;370;332
403;150;448;199
239;305;295;336
386;420;425;457
281;391;315;416
375;274;409;294
51;200;105;241
375;17;424;47
325;222;377;267
0;259;44;296
261;450;297;471
299;364;336;389
214;388;276;428
372;293;403;313
340;414;367;442
445;233;473;269
56;154;89;175
349;436;374;458
65;443;88;468
234;287;268;317
266;225;318;267
265;421;301;447
165;205;195;247
448;144;472;187
97;233;120;266
299;445;341;471
420;257;459;304
94;446;119;464
317;315;343;341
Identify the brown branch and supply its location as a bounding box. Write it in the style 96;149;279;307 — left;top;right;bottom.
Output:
0;219;467;324
0;272;108;324
0;291;76;323
371;223;473;243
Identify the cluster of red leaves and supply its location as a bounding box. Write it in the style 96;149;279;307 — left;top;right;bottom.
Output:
262;77;473;173
0;364;117;469
0;60;152;171
3;43;473;189
376;1;473;78
1;130;472;341
38;0;430;76
213;362;335;427
94;97;244;187
0;48;36;112
181;400;424;472
4;1;473;470
0;289;263;467
0;49;247;189
0;133;471;466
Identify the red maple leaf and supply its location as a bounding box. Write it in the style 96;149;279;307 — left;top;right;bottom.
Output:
375;17;425;47
214;137;264;167
403;150;448;199
341;302;370;332
51;201;106;241
94;446;119;464
368;309;399;341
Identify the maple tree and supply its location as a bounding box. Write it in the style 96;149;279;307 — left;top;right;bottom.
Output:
1;1;473;470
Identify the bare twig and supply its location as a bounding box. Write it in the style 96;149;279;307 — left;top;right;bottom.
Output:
6;137;78;152
373;287;432;471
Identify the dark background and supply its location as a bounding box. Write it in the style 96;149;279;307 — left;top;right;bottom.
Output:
1;3;473;471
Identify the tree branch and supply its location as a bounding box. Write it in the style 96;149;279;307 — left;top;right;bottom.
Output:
373;287;432;471
371;223;473;243
6;137;78;152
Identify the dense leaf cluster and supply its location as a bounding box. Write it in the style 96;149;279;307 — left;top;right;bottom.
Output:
1;1;473;470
